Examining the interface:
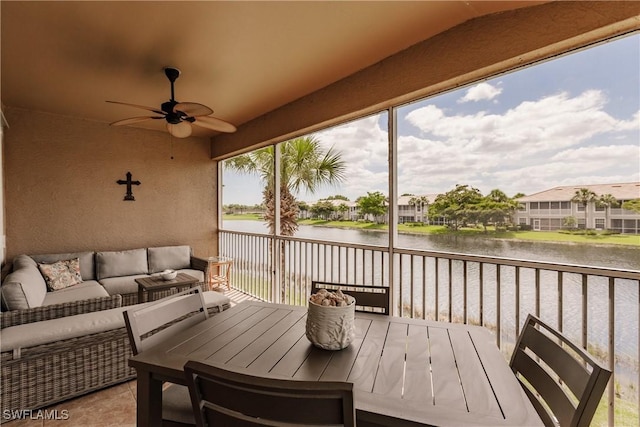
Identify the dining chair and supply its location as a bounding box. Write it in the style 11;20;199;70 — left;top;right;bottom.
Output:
510;314;611;427
123;287;209;427
184;360;356;427
312;281;390;314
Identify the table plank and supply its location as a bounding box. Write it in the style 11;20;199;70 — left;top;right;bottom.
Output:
227;309;307;368
372;321;407;397
347;318;388;392
448;328;502;417
428;326;467;412
469;327;542;425
187;306;278;359
403;324;433;404
292;344;335;380
246;314;308;374
164;303;265;355
206;307;294;364
319;317;372;382
269;324;322;377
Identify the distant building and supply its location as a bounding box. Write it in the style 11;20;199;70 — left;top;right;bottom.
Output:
302;199;358;221
397;194;439;224
514;182;640;233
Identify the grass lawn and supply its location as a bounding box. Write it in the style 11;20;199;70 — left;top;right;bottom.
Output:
592;393;639;427
299;219;387;231
223;213;264;220
223;216;640;246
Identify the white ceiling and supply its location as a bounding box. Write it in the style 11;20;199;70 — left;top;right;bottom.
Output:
1;1;543;137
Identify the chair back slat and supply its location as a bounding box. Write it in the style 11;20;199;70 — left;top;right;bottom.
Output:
510;314;611;427
520;385;557;427
511;349;576;427
311;281;389;314
185;360;355;427
519;324;590;397
124;286;208;355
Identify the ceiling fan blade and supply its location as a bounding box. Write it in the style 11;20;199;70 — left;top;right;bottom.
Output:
106;100;165;115
192;115;237;133
110;116;164;126
174;102;213;117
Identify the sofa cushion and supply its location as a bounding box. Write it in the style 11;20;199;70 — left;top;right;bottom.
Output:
42;280;109;306
202;291;231;312
96;248;148;280
30;251;96;281
13;254;38;270
99;274;148;297
0;305;129;352
1;255;47;310
148;245;191;273
38;258;83;291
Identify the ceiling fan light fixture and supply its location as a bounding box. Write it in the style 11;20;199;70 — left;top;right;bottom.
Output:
167;121;192;138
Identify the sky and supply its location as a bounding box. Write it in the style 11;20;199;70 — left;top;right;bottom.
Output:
222;34;640;206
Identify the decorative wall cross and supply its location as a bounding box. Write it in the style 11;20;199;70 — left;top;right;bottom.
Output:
117;171;141;201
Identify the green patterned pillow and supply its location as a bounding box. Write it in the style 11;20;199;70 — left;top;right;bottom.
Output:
38;258;83;291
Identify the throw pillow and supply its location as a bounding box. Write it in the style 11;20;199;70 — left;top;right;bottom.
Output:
38;258;83;291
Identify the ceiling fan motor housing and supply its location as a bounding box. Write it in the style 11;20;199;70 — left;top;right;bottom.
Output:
162;101;182;123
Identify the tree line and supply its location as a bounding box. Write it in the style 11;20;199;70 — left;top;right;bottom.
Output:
224;136;639;235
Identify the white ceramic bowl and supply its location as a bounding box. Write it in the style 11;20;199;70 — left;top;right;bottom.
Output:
161;269;177;281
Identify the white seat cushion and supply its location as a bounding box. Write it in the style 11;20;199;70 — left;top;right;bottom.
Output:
42;280;109;306
203;290;230;311
1;306;128;352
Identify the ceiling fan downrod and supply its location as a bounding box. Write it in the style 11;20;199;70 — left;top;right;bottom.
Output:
162;67;181;120
164;67;181;97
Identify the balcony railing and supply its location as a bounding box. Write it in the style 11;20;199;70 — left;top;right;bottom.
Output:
219;229;640;426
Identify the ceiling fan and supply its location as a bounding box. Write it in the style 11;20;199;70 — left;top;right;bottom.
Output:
107;67;236;138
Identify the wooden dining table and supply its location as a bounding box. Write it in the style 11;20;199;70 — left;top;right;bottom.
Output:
128;300;542;426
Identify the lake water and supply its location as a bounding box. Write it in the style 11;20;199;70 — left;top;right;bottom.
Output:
222;220;639;374
224;219;639;269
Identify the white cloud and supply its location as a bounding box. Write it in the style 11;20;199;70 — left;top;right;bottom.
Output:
550;144;639;162
224;91;638;204
307;114;389;201
398;89;639;196
458;82;503;103
406;90;628;154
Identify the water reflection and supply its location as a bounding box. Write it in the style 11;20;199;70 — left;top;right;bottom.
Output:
223;220;639;269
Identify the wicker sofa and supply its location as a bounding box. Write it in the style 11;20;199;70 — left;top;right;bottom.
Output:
0;245;231;417
1;245;210;310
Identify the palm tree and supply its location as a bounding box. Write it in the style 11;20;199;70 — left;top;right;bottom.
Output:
224;136;346;236
408;195;429;222
571;188;597;229
596;193;618;230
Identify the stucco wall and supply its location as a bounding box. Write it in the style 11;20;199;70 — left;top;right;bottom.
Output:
3;107;217;260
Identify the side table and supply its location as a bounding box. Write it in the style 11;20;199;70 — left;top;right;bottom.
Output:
135;273;200;303
205;256;233;291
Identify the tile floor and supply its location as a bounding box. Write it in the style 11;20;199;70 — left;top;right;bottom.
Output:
1;380;138;426
1;288;259;427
